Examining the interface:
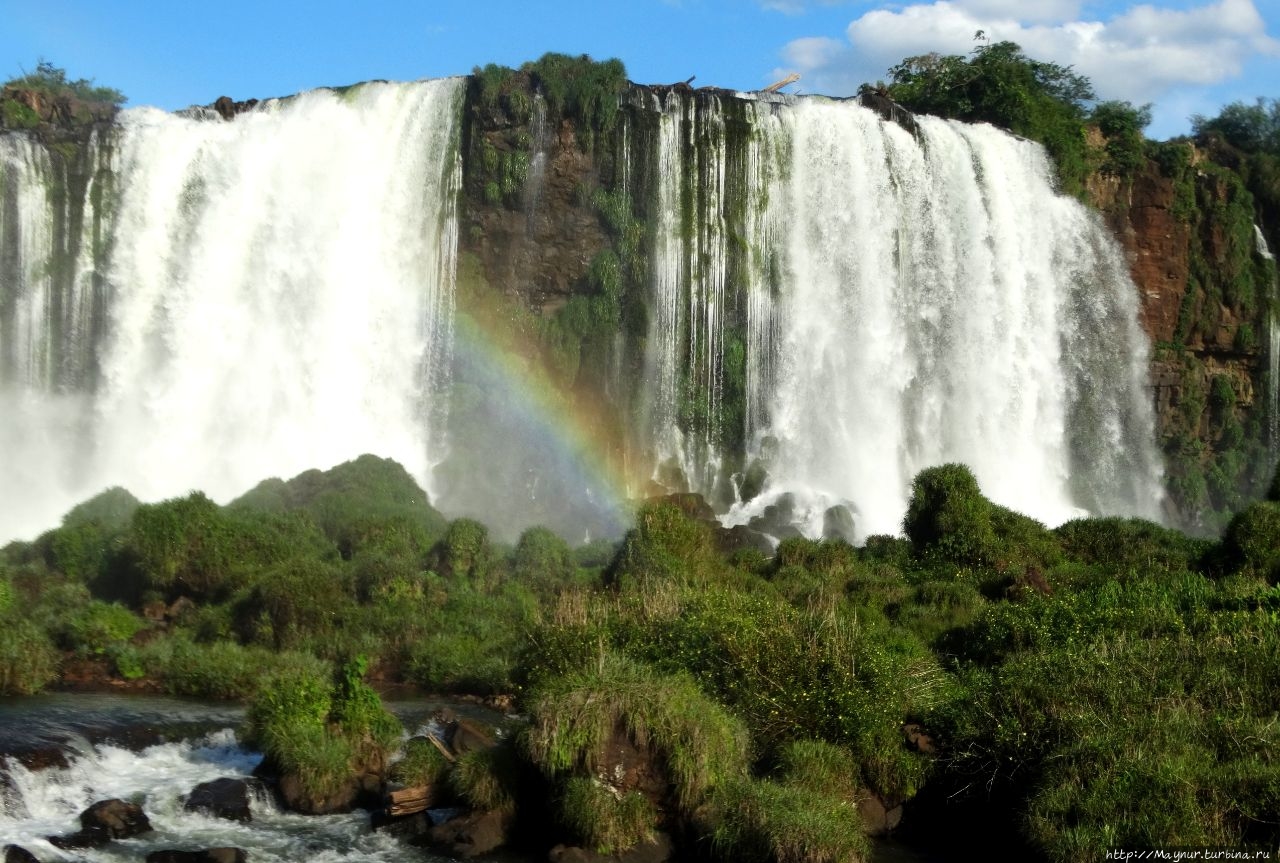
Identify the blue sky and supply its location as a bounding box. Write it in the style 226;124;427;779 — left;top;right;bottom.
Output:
1;0;1276;139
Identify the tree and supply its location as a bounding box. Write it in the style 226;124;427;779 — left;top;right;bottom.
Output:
883;40;1096;193
1192;98;1280;156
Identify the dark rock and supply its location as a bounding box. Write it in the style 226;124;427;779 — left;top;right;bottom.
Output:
50;798;152;848
4;747;70;772
902;723;936;755
371;809;433;838
714;524;773;556
4;846;40;863
429;808;513;858
444;715;496;756
655;493;716;523
146;849;247;863
858;793;904;836
210;97;260;121
276;770;359;816
822;505;857;544
549;832;673;863
184;777;259;822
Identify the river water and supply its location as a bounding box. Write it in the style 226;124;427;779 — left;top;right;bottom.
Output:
0;693;942;862
0;694;478;862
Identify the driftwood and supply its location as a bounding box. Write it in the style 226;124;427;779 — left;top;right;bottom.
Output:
764;72;801;93
386;784;438;818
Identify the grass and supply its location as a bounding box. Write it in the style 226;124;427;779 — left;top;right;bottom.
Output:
559;776;656;855
708;777;867;863
526;652;749;811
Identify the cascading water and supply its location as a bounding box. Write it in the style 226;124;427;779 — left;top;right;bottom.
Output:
1257;224;1279;455
638;90;784;500
2;80;1165;545
0;727;457;862
0;79;463;543
633;93;1163;539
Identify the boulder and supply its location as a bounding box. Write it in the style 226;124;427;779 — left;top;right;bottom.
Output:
146;850;247;863
184;777;259;822
822;504;857;544
49;798;152;849
857;793;903;836
4;846;40;863
429;808;513;858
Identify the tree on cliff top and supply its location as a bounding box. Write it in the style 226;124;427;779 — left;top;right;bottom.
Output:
4;59;126;106
878;40;1094;192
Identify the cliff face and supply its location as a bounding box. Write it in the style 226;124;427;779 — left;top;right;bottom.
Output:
458;78;1279;533
1088;138;1278;530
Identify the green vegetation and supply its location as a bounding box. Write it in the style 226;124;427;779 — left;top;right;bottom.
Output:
1;60;125;129
8;457;1280;859
879;39;1095;194
4;60;126;106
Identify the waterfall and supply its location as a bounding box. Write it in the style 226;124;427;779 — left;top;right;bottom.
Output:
1;129;115;541
638;90;784;502
0;79;463;543
629;92;1162;539
1;80;1166;544
1257;224;1279;456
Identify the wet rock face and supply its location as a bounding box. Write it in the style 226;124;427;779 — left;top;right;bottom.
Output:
4;846;40;863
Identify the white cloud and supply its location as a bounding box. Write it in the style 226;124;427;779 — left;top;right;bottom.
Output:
773;0;1280;126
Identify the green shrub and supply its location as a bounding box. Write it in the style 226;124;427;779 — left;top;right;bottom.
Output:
607;500;718;588
904;464;1060;570
775;739;859;803
1055;516;1207;575
903;464;998;565
330;655;401;761
451;741;523;813
512;526;577;593
434;518;495;586
404;582;536;694
235;557;355;652
560;776;656;855
522;53;627;145
140;636;329;700
1220;501;1280;581
63;600;144;655
527;653;750;811
1091;100;1152;176
391;737;451;787
707;777;867;863
1;98;40;128
0;615;59;695
62;486;140;529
